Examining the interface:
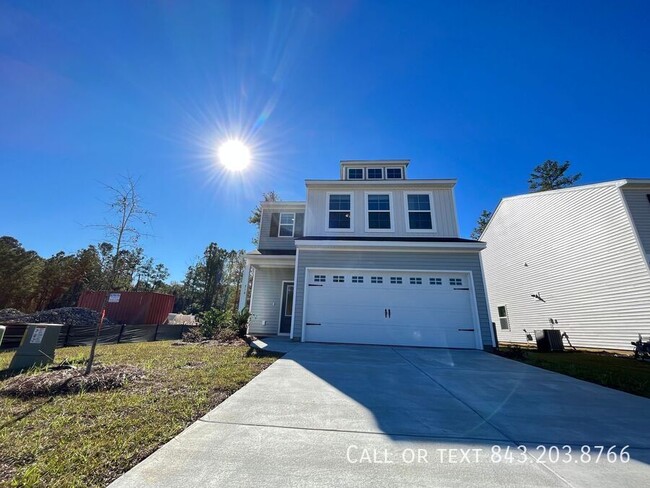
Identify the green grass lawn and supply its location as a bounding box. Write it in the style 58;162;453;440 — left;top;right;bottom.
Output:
0;341;278;487
513;349;650;398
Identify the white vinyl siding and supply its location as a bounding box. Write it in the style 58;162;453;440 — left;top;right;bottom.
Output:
305;186;459;237
248;267;295;335
481;184;650;351
622;188;650;258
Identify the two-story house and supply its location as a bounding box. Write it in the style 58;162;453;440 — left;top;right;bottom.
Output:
240;160;495;350
481;179;650;351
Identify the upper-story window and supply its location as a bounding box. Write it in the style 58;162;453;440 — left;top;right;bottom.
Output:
386;167;403;179
347;168;364;180
367;168;383;179
366;193;393;231
328;193;353;230
405;193;434;231
278;213;295;237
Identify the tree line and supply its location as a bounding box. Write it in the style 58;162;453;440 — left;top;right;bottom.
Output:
470;159;582;239
0;176;249;316
0;236;247;316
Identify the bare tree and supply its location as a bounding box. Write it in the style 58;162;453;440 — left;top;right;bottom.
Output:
85;176;153;374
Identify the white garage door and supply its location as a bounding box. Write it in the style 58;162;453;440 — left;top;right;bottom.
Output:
303;269;480;349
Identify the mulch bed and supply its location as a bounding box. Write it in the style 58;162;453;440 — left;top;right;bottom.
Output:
0;365;146;398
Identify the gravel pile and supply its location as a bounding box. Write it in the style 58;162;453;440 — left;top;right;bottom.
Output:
0;307;114;326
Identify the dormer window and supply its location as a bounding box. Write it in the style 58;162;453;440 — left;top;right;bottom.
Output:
347;168;363;180
386;168;403;179
367;168;383;179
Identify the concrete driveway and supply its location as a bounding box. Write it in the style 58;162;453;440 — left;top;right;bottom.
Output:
110;344;650;487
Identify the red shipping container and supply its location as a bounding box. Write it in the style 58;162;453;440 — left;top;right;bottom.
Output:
78;291;175;325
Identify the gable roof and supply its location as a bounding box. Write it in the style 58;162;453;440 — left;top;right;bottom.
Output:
480;179;650;239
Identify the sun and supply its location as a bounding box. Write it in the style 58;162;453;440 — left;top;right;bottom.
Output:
218;140;251;171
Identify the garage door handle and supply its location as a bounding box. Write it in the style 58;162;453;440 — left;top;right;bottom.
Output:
388;309;391;319
454;287;470;291
384;309;387;318
306;322;321;326
458;328;474;332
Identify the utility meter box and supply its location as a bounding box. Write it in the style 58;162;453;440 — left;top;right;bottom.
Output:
8;323;63;371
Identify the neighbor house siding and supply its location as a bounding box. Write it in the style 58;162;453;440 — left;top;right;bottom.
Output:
304;186;459;237
292;249;492;347
258;206;305;252
248;267;295;335
622;187;650;259
481;184;650;351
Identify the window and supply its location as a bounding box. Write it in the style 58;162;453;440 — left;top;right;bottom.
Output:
498;306;510;330
449;278;463;286
386;167;402;179
406;194;433;230
390;277;402;284
347;168;363;180
285;285;294;315
278;213;295;237
371;276;383;284
352;276;364;283
328;194;352;229
409;277;423;285
367;168;383;179
313;275;326;283
333;275;345;283
367;193;392;230
429;277;442;286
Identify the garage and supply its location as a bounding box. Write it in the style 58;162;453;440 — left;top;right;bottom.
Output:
302;269;480;349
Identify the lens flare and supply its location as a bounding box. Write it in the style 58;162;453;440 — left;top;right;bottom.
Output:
218;140;251;171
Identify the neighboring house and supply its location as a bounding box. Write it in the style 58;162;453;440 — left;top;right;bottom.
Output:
481;179;650;351
239;160;494;350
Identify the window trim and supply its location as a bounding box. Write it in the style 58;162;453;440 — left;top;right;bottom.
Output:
364;191;394;232
326;192;354;232
366;167;384;180
404;191;436;233
347;167;364;180
497;305;510;331
385;167;404;179
277;212;296;238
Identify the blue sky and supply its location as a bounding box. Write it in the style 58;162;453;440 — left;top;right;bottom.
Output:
2;0;649;281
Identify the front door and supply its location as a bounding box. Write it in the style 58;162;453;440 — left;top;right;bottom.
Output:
279;282;294;334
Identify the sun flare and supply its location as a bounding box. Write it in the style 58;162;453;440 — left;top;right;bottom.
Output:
218;140;251;171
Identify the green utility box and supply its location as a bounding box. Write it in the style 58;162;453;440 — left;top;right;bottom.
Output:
8;323;63;371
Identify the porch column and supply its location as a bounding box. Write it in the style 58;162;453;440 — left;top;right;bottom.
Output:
238;264;251;311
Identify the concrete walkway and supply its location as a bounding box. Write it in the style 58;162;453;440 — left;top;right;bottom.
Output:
110;343;650;487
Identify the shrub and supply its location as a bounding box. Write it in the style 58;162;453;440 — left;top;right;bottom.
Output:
198;308;232;338
232;308;252;338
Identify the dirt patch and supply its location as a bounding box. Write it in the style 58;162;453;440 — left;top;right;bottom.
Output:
0;365;146;398
173;338;249;347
